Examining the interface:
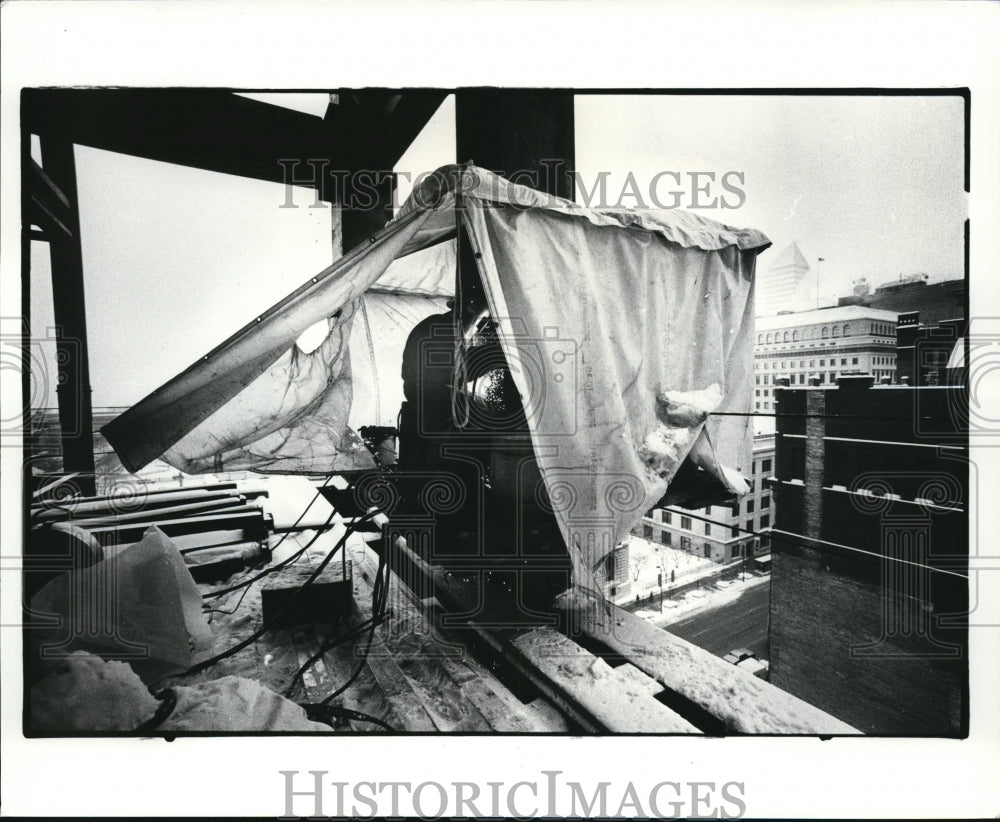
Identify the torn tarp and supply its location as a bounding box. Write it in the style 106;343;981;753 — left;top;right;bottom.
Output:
104;165;769;596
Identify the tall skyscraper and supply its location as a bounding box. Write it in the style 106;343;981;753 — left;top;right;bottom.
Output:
757;242;811;316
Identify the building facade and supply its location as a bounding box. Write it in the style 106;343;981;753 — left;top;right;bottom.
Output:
838;275;965;328
633;435;775;566
895;311;966;387
753;306;900;412
767;375;968;736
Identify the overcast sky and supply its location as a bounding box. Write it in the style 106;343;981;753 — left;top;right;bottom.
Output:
30;92;966;408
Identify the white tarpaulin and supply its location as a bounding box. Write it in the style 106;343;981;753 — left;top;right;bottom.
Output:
104;165;769;594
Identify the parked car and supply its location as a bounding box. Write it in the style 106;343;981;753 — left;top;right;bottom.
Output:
722;647;770;679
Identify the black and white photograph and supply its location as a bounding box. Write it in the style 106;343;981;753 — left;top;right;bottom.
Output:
2;2;999;819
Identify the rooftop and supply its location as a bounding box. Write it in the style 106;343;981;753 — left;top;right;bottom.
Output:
755;304;901;330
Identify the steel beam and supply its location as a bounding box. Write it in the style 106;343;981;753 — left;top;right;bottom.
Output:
37;137;96;494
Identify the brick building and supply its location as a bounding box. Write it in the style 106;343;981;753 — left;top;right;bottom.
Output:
838;275;965;327
634;434;775;566
767;375;968;736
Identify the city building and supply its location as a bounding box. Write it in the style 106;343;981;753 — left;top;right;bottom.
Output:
838;274;965;327
767;375;968;736
634;434;775;566
895;311;966;387
756;241;811;316
753;305;900;412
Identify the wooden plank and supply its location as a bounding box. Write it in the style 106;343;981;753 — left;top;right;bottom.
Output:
173;529;251;552
558;594;860;735
615;663;665;697
32;488;242;520
348;539;489;732
84;509;270;547
185;542;269;583
436;656;551;733
511;628;699;734
524;697;571;732
38;496;246;528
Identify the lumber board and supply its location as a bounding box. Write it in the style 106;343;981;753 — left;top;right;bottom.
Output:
36;496;245;528
31;488;243;520
558;594;860;735
511;628;698;733
348;539;489;731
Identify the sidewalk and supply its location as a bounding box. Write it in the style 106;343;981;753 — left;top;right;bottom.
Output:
614;534;747;607
633;573;770;630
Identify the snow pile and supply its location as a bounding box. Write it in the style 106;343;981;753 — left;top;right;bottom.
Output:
657;383;724;428
161;675;329;732
30;651;160;732
638;384;721;480
30;526;213;685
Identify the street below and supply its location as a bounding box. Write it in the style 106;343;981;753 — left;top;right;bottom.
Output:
660;580;771;660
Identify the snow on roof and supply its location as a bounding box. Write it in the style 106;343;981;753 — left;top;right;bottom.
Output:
755;304;901;330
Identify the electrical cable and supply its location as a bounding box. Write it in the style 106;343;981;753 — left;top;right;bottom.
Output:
168;511;378;680
319;531;391;706
283;614;388;699
203;474;344;600
653;505;968;579
301;702;397;732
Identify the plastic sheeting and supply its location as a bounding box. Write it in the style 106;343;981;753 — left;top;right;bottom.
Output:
29;526;213;685
104;165;769;596
464;200;760;591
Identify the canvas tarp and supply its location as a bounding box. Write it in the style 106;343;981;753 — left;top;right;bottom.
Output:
104;165;770;595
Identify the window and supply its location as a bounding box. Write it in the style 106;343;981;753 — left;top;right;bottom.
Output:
680;536;691;552
843;324;851;337
755;376;760;385
810;360;815;367
783;331;789;343
661;530;671;546
764;389;769;396
799;374;805;384
604;552;616;580
852;357;858;365
643;525;653;540
757;333;763;345
761;494;771;509
731;525;740;538
703;543;712;558
680;515;692;530
755;389;760;396
664;511;672;525
760;514;770;529
766;333;773;344
820;359;825;366
792;330;800;342
704;522;711;536
746;499;755;514
841;358;847;366
763;401;770;410
762;458;772;473
832;326;840;337
822;326;829;339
